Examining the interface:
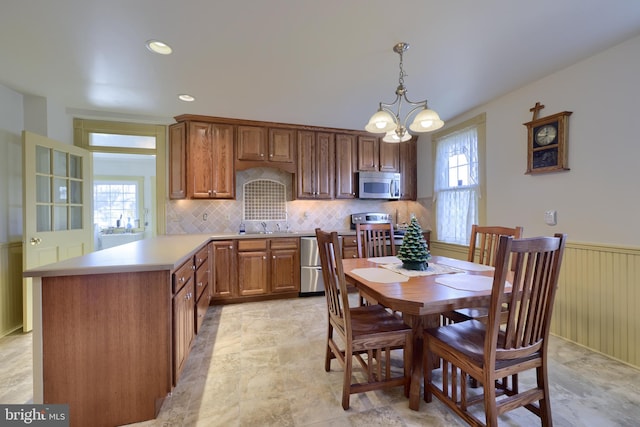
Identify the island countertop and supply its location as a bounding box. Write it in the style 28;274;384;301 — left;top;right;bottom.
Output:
23;230;355;278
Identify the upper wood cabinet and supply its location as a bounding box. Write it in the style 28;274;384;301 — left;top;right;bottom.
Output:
236;125;296;173
357;135;399;173
335;134;357;199
168;122;187;199
297;131;335;199
399;138;417;200
380;141;400;172
357;135;379;171
187;122;235;199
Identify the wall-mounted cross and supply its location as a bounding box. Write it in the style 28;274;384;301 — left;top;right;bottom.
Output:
529;102;545;121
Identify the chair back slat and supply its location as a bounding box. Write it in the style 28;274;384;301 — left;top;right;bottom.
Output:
356;222;395;258
488;234;567;361
316;228;351;338
468;225;523;267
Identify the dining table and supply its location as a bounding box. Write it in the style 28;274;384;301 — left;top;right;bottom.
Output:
343;255;499;411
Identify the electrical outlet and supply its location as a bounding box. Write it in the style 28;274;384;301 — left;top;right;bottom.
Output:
544;210;557;226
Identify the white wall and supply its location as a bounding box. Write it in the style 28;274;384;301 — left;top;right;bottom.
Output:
0;85;25;242
418;34;640;247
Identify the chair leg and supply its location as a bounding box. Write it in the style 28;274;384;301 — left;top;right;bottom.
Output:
537;366;553;426
423;344;433;403
483;373;498;426
325;324;334;372
342;347;353;410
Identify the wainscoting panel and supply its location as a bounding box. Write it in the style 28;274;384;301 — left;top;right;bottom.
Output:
0;242;23;337
431;240;640;369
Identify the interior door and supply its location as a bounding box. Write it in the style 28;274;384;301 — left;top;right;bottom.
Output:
22;131;92;331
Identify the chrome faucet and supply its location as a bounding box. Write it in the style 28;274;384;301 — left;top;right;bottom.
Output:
260;222;268;233
276;223;281;232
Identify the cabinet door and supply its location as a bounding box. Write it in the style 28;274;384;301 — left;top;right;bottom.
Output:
211;124;235;198
380;140;400;172
269;128;296;163
169;122;186;199
270;248;300;293
212;241;236;298
237;125;267;161
173;280;194;384
188;122;215;198
237;251;269;296
314;132;335;199
335;134;357;199
357;135;379;171
399;138;417;200
296;131;316;198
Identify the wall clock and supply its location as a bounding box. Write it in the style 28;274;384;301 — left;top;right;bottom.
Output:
523;102;572;174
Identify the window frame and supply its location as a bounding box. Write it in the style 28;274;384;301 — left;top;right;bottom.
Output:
93;176;144;231
431;113;486;244
73;118;166;235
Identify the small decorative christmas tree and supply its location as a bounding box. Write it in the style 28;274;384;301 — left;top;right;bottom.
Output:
397;215;430;270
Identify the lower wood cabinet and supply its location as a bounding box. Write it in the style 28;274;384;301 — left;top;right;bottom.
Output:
212;237;300;302
172;258;195;385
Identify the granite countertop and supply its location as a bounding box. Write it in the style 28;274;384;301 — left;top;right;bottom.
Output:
23;230;356;278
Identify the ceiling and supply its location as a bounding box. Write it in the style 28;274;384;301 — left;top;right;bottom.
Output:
2;1;640;130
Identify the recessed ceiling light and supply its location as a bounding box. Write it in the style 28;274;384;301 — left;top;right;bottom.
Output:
146;40;172;55
178;94;195;102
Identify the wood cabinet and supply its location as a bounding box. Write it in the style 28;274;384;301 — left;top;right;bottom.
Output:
212;237;300;302
270;238;300;293
211;240;236;299
357;135;379;171
335;134;358;199
237;239;269;296
172;258;195;384
297;131;335;199
341;234;359;259
194;244;211;333
236;125;296;173
380;140;400;172
173;121;235;199
357;134;399;173
399;137;417;200
168;122;187;199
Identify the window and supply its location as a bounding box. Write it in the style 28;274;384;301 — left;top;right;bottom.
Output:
93;177;143;230
433;114;485;245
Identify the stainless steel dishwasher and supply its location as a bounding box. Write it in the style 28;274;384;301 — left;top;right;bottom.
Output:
300;236;325;296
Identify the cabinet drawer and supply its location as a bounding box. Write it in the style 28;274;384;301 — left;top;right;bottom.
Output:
195;246;209;268
342;247;359;259
238;239;268;251
173;259;194;293
270;237;299;250
342;235;358;247
195;263;209;300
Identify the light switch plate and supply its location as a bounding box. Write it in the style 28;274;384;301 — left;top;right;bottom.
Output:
544;210;557;226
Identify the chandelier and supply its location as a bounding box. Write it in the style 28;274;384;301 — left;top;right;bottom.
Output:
365;42;444;142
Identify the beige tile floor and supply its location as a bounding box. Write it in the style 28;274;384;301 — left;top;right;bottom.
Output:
2;295;640;426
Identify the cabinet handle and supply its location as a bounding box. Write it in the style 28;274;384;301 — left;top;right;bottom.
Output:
260;153;264;157
229;245;233;249
198;281;203;287
272;255;276;259
269;153;273;158
191;265;196;270
208;190;212;195
179;277;185;283
263;256;267;260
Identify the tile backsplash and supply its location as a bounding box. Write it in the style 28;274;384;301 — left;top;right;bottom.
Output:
166;167;432;235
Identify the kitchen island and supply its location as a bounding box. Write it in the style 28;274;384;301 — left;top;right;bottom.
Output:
22;230;353;427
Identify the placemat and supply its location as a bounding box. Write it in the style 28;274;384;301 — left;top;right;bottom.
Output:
435;274;511;292
350;267;409;283
367;256;402;264
381;262;464;277
436;257;495;272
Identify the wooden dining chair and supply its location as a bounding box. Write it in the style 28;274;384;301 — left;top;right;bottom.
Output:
315;228;413;410
355;222;396;258
442;225;523;324
424;233;567;426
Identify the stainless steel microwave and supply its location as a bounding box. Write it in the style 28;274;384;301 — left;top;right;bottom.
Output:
357;171;401;199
